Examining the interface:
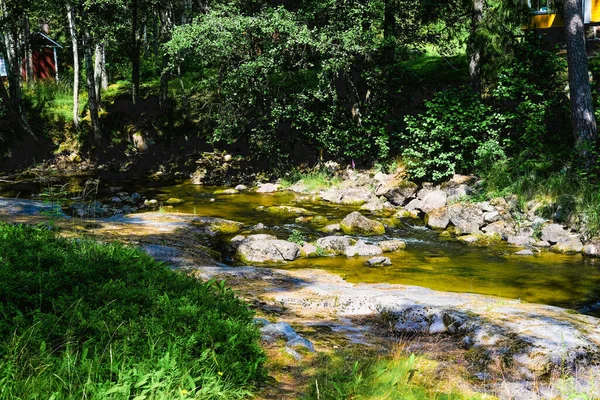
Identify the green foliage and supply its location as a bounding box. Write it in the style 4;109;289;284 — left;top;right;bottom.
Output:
0;223;265;399
401;88;505;182
303;349;485;400
279;168;339;191
165;2;429;167
287;229;306;245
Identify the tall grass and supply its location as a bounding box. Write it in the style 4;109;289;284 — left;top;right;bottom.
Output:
482;161;600;236
0;223;265;399
302;348;487;400
280;169;340;191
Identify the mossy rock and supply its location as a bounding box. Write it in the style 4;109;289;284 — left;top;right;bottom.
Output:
214;189;239;195
457;233;501;247
340;212;385;236
209;220;243;234
165;198;184;205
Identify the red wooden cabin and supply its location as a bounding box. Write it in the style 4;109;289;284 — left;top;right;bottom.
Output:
0;32;62;81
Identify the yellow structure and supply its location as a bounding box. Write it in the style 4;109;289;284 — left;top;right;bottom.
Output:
528;0;600;29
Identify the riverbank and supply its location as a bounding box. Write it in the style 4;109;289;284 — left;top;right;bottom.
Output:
1;197;599;399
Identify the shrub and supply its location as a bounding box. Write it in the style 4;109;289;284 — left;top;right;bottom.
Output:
400;88;504;182
0;223;265;399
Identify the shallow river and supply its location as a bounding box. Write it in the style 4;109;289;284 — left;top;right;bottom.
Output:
3;178;600;316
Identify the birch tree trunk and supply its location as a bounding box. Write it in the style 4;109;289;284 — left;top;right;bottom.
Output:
24;17;33;82
83;29;101;143
564;0;597;168
66;2;80;128
94;43;104;103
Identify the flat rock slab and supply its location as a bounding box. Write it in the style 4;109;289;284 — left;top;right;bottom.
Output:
195;265;600;386
0;198;65;217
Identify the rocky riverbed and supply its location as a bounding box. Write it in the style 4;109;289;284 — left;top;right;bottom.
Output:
3;167;600;399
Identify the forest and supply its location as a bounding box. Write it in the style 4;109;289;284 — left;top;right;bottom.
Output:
2;0;600;399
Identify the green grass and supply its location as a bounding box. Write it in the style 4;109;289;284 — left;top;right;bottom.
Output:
302;349;489;400
0;223;265;399
280;169;340;192
401;46;468;84
481;160;600;236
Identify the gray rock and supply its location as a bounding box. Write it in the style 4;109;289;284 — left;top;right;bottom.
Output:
260;322;298;341
419;190;447;213
515;249;534;256
253;318;269;327
345;240;383;257
507;235;535;246
256;183;279;193
425;207;450;230
404;199;422;211
448;203;484;234
482;220;516;240
321;223;342;233
316;236;353;255
583;242;600;257
284;347;303;360
533;240;551;248
301;243;319;257
321;187;373;205
366;256;392;267
483;211;501;223
381;181;418;206
417;183;437;200
287;336;315;352
243;233;276;241
340;212;386;236
552;239;583;254
234;184;248;191
252;223;266;231
377;240;406;252
110;196;122;204
131;192;142;202
237;238;300;263
231;235;245;247
360;199;388;212
541;224;572;244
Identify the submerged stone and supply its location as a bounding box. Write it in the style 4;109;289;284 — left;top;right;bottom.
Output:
365;256;392;267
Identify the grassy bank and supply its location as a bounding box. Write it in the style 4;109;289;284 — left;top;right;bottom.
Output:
0;223;265;399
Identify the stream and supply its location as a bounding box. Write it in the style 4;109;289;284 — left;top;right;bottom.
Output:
3;177;600;316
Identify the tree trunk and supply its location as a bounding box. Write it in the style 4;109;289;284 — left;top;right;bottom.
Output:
1;24;36;139
101;45;108;90
94;42;105;103
564;0;597;168
67;2;80;128
83;29;101;143
383;0;395;64
468;0;483;94
131;0;140;105
24;17;33;82
159;4;174;109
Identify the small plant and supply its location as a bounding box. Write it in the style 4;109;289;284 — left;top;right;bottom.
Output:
315;245;325;257
287;229;306;245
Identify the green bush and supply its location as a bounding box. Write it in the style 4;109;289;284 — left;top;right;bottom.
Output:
401;88;504;182
0;223;265;399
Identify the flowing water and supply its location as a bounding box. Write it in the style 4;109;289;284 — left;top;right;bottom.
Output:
3;178;600;316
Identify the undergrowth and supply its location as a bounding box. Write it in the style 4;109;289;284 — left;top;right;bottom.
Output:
482;161;600;237
302;348;489;400
0;223;265;399
279;169;340;191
